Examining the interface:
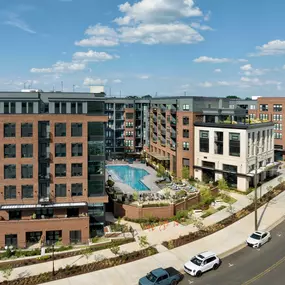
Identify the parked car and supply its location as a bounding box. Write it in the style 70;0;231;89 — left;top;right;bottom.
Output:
184;251;221;277
246;231;271;248
139;267;183;285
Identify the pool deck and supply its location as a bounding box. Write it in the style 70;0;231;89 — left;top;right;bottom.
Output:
106;162;161;194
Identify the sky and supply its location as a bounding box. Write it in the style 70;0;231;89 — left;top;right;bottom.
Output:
0;0;285;98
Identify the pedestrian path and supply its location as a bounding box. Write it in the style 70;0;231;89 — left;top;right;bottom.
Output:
1;173;284;284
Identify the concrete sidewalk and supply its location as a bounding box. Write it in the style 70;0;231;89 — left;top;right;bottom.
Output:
1;174;284;284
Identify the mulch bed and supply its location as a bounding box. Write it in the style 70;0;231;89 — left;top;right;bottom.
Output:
162;183;285;249
1;247;158;285
0;238;135;269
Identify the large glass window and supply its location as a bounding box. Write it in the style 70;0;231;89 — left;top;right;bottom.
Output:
55;184;66;197
88;203;104;217
87;102;104;115
199;130;209;153
223;164;237;188
46;230;61;245
214;132;223;155
4;123;16;137
21;164;33;179
21;123;33;137
71;163;83;176
36;209;54;219
71;123;82;137
9;210;21;220
88;141;104;156
4;165;16;179
5;234;17;247
70;230;82;244
26;232;42;245
55;123;66;137
55;164;66;177
4;144;16;158
259;104;268;111
22;185;33;198
229;133;240;157
88;181;104;197
273;104;282;112
88;161;104;175
88;122;104;137
4;185;16;199
71;183;83;196
55;143;66;157
72;143;83;156
21;144;33;158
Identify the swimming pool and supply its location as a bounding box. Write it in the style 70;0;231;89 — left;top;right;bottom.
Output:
106;165;150;191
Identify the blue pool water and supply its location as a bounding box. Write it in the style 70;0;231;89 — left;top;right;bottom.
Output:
106;165;150;191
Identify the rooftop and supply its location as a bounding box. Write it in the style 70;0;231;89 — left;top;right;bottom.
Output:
194;121;274;129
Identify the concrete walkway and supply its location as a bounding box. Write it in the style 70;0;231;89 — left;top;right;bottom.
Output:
1;174;284;284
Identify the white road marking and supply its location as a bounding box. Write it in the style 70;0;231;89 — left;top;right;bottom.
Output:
188;280;194;284
229;263;234;267
277;233;282;237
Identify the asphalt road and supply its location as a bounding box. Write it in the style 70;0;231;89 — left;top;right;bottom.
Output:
180;218;285;285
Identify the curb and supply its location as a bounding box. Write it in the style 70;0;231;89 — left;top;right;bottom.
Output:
265;214;285;232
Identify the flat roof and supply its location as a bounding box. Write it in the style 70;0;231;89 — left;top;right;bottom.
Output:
194;121;274;129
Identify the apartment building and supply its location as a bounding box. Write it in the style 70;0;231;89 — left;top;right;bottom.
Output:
194;108;275;191
0;91;108;248
250;97;285;161
105;96;151;159
147;97;232;178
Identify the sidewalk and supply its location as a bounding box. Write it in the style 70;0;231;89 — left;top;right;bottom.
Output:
1;174;284;284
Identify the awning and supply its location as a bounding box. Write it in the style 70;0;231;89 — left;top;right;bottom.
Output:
148;152;170;161
247;162;280;176
0;202;87;210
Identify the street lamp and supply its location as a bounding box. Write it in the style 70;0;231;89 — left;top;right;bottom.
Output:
52;243;55;276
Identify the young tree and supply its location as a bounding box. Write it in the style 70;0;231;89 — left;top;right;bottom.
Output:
0;265;13;280
110;244;120;256
138;235;150;248
82;247;93;263
218;178;229;191
182;166;190;180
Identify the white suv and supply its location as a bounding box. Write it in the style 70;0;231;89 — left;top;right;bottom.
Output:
184;251;221;277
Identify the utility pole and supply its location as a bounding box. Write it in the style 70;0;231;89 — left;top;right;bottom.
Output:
52;243;55;276
254;142;258;231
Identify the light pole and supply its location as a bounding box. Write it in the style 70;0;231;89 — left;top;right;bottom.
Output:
52;243;55;276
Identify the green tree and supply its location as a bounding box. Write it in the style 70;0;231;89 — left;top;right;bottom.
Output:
110;244;120;255
182;166;190;180
133;192;139;201
226;95;240;99
138;235;150;248
82;247;93;263
218;178;229;191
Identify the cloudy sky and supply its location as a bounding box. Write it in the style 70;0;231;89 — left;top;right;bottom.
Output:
0;0;285;97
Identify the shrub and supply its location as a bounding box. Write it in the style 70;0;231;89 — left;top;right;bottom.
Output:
0;265;13;280
217;178;229;191
142;203;169;208
217;205;227;211
175;210;189;221
91;237;100;243
182;166;190;180
110;244;120;255
37;255;51;261
138;236;149;248
107;179;115;187
176;190;187;199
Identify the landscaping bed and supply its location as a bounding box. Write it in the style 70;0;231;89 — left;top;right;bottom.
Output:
0;238;135;269
162;183;285;249
1;247;158;285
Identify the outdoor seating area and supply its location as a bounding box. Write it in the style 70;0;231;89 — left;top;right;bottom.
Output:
165;182;198;193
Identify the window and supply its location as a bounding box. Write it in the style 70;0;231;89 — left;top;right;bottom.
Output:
55;123;66;137
183;129;189;138
21;123;33;137
275;132;283;139
273;114;283;121
55;164;66;177
88;141;104;156
28;102;33;114
46;230;61;245
78;102;83;114
126;113;134;119
259;114;268;121
22;185;33;198
223;164;237;187
126;122;134;128
229;133;240;157
87;101;104;115
125;140;134;147
55;143;66;157
249;114;256;119
11;102;16;114
200;130;209;153
4;102;9;114
26;232;42;244
61;102;66;114
250;105;256;110
214;132;223;155
71;102;76;114
67;208;79;218
4;144;16;158
70;230;81;244
183;117;189;125
36;209;54;219
71;123;82;137
55;102;60;114
4;165;16;179
259;104;268;111
202;161;215;169
274;123;283;131
21;164;33;179
72;143;83;156
4;185;16;199
43;103;49;113
5;234;17;247
21;144;33;158
71;183;83;196
88;181;104;197
183;142;189;151
4;123;16;137
55;184;66;197
88;161;104;175
71;163;83;176
273;104;282;112
183;158;190;167
22;102;27;113
9;210;21;220
183;104;190;111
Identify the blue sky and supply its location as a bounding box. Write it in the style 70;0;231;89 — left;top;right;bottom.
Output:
0;0;285;98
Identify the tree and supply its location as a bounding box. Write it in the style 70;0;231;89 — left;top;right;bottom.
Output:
138;235;150;248
110;244;120;255
245;97;252;100
226;95;240;99
82;247;93;263
182;166;190;180
133;192;139;201
227;204;235;215
218;178;229;191
0;265;13;280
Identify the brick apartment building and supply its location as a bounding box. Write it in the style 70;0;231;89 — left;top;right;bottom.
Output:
0;91;108;248
147;97;232;178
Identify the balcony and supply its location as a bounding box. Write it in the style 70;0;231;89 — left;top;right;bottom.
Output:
160;107;166;113
170;120;177;126
115;117;124;120
171;131;176;139
170;108;177;114
153;128;157;134
161;118;166;124
38;173;51;182
39;196;51;204
38;132;51;141
115;125;124;130
170;144;176;151
39;152;52;162
161;130;166;136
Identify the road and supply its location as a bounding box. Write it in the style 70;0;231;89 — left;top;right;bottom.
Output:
180;219;285;285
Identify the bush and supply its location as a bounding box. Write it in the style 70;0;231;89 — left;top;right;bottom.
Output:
217;178;229;191
142;203;169;208
217;205;227;211
37;255;51;261
175;210;189;221
176;190;187;199
107;179;115;187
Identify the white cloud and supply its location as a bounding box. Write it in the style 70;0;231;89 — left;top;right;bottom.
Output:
181;84;190;89
73;50;116;62
138;75;150;79
240;64;252;71
4;13;36;34
30;61;86;74
113;79;122;83
75;24;119;47
240;64;269;76
217;81;232;86
119;23;203;44
83;77;108;86
194;56;231;63
250;40;285;56
214;68;222;73
240;77;280;86
113;0;203;26
237;59;248;63
199;81;213;88
190;22;213;31
204;11;211;21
